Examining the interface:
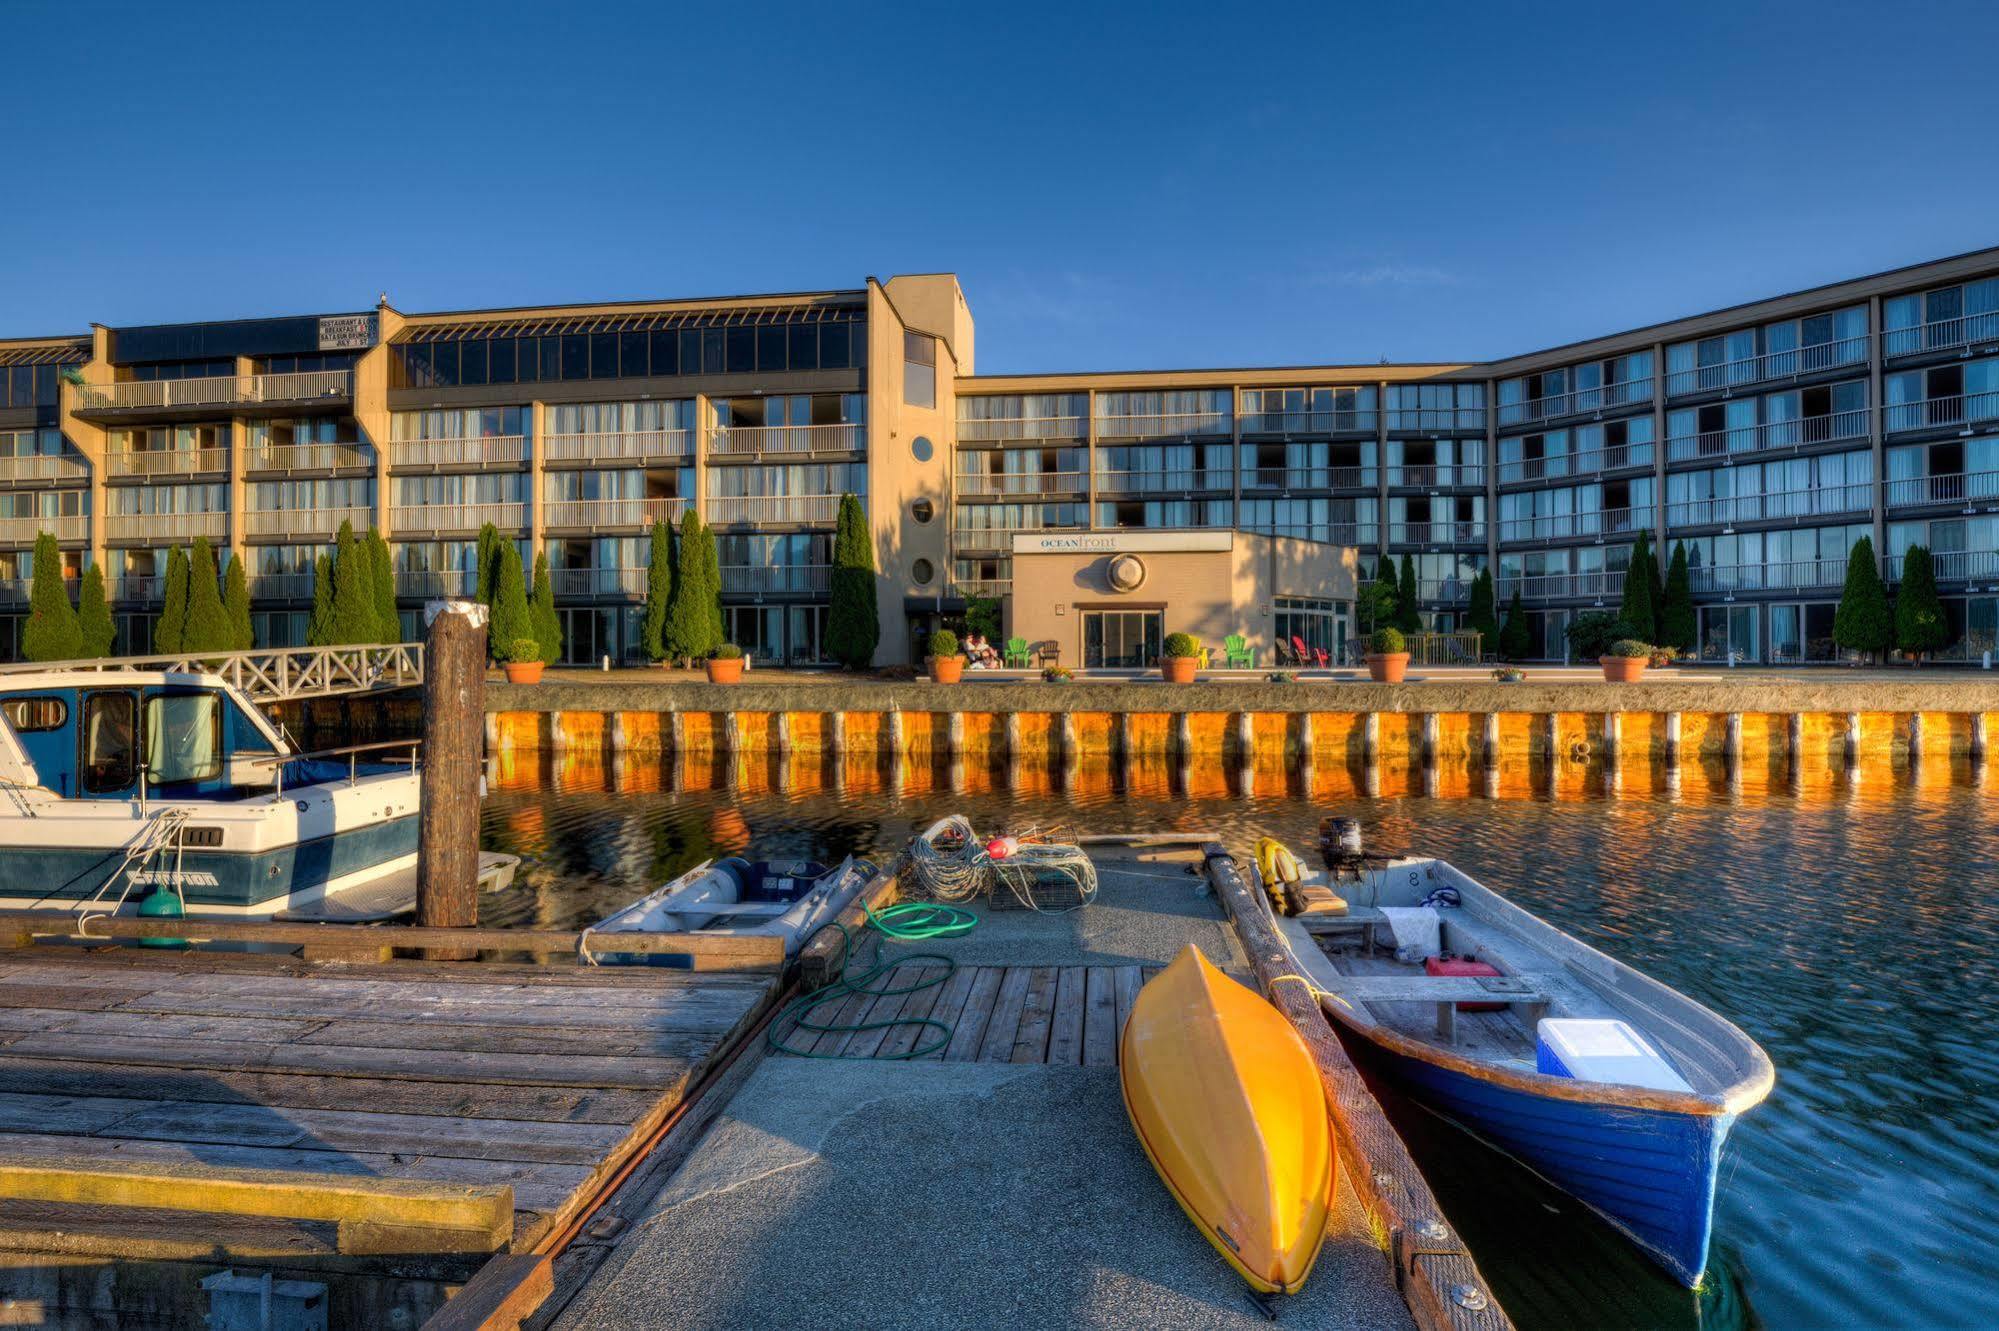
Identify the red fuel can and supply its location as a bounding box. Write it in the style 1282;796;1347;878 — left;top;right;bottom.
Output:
1424;953;1506;1010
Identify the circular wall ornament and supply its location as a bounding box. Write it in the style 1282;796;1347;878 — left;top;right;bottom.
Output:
911;558;935;586
911;436;934;463
1107;554;1146;592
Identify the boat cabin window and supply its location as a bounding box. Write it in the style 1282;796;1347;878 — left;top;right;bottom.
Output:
81;693;138;795
0;697;66;731
144;691;223;789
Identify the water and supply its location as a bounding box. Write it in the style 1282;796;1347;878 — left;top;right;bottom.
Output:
480;752;1999;1330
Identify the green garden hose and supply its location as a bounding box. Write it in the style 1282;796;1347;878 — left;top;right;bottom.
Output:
767;903;977;1059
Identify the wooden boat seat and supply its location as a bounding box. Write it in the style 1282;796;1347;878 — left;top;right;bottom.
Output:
1298;906;1388;950
1338;973;1553;1044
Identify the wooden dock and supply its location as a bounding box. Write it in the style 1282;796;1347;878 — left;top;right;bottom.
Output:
0;948;776;1328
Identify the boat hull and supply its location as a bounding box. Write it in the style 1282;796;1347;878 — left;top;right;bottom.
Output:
1336;1016;1730;1287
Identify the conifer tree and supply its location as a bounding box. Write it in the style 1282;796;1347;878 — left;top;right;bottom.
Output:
1659;541;1697;654
530;550;563;664
641;519;673;662
330;521;375;644
1396;554;1422;633
825;493;879;667
307;555;334;647
1619;530;1656;642
222;553;254;650
665;510;720;662
366;529;400;643
1498;589;1533;661
474;523;502;606
182;537;230;652
1832;535;1893;663
489;541;533;660
1894;545;1950;663
22;532;81;662
1465;567;1498;646
78;563;115;658
155;547;190;654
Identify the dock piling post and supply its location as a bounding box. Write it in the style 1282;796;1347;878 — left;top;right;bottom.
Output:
1908;711;1923;766
888;707;905;759
547;711;566;754
773;712;791;757
1541;712;1558;763
1973;712;1988;765
417;601;487;959
1481;711;1500;766
482;711;498;758
1725;713;1743;773
1602;711;1620;763
1664;711;1681;771
1234;711;1254;766
1362;711;1380;762
1420;712;1439;765
608;712;627;754
828;711;845;757
669;710;684;757
723;711;742;754
1845;712;1862;775
1172;712;1192;762
946;711;965;758
1117;712;1133;763
1064;711;1083;764
1788;712;1803;765
1005;712;1022;759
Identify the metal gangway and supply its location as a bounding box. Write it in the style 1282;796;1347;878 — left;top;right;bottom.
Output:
0;642;424;703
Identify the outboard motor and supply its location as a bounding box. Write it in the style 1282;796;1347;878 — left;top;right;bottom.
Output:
1318;816;1365;871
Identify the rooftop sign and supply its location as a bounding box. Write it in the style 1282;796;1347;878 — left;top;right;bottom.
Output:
318;315;377;350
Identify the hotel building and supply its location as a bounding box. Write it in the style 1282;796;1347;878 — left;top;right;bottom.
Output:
1;248;1994;667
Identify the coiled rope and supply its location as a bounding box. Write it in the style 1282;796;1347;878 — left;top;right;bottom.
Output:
766;900;979;1059
909;814;1099;913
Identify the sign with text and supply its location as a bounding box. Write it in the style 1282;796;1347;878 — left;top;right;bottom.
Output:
317;315;376;351
1011;531;1233;555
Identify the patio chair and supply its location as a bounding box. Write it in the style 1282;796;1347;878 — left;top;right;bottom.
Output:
1291;635;1312;667
1273;638;1297;667
1223;633;1253;668
1004;636;1031;668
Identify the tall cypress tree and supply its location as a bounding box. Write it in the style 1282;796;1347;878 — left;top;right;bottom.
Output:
1833;535;1893;663
1894;545;1950;662
222;553;254;650
1465;567;1497;646
825;493;879;668
489;541;534;660
330;521;376;644
530;550;563;664
21;532;81;662
1619;530;1656;641
1499;589;1533;661
307;554;334;647
474;523;502;606
665;510;719;662
155;547;190;654
641;519;673;662
366;529;400;643
1659;541;1697;653
1396;554;1421;633
183;537;230;652
78;563;115;658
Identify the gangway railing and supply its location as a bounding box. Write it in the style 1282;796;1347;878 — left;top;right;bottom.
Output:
0;643;424;703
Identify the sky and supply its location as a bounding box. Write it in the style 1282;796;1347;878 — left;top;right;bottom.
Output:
5;0;1999;373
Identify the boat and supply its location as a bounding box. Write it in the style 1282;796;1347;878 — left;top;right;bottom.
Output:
1260;825;1773;1288
587;854;877;965
1120;944;1335;1299
0;669;516;922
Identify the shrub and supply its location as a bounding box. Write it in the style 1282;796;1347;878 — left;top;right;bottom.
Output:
1042;666;1072;683
641;519;673;662
1660;541;1697;653
1396;555;1421;633
22;533;81;662
78;563;115;658
1620;530;1657;641
222;552;253;650
1565;611;1639;661
1492;666;1525;682
330;522;376;645
1498;589;1532;661
489;543;533;662
1369;627;1405;655
825;493;879;668
182;536;230;652
1465;567;1497;645
1894;545;1950;660
1162;632;1201;659
530;551;562;664
967;596;1002;644
927;629;959;658
366;529;399;643
1833;535;1893;662
155;547;189;654
1607;638;1651;658
665;510;720;662
1648;649;1675;669
502;637;541;665
1267;671;1297;684
711;643;744;660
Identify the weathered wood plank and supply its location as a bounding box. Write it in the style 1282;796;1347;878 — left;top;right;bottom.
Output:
937;967;1004;1063
1009;968;1061;1064
803;977;886;1058
0;1007;329;1044
89;1101;627;1166
0;1197;345;1262
875;966;950;1061
0;1093;160;1137
1081;967;1118;1067
290;1021;724;1060
102;988;765;1033
1045;966;1088;1066
976;968;1033;1063
1113;965;1143;1063
0;951;773;989
839;967;924;1061
424;1252;553;1331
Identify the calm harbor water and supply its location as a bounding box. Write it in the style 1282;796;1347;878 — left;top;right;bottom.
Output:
479;752;1998;1330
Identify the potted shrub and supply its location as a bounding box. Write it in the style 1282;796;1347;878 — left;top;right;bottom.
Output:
1492;666;1526;683
1267;671;1298;684
706;644;745;684
1042;665;1072;684
1160;632;1202;684
927;630;965;683
501;638;545;685
1601;638;1651;682
1647;648;1675;670
1366;627;1410;683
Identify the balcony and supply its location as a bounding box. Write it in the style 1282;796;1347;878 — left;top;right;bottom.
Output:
1095;411;1232;441
704;494;842;526
955;472;1087;497
0;513;88;544
1496;377;1654;428
1885;470;1999;509
1501;569;1626;601
1388;521;1486;546
718;564;832;595
245;443;373;474
1386;409;1485;433
1498;443;1652;485
956;416;1086;443
1096;467;1236;493
542;497;688;531
950;578;1013;600
0;575;74;605
1886;549;1999;585
1239;466;1372;492
1666;408;1869;462
104;512;224;543
550;567;647;597
541;429;695;466
1883;312;1999;359
242;506;374;539
1882;391;1999;436
246;572;315;600
1240;409;1373;436
1666;483;1873;530
1387;465;1484;489
389;502;527;536
1665;336;1871;397
72;370;352;419
1690;558;1848;594
389;435;529;470
105;447;229;480
1498;507;1646;544
709;424;862;457
395;569;477;598
110;575;164;603
0;454;89;486
1242;522;1377;548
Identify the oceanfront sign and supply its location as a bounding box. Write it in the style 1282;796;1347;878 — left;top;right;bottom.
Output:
1011;531;1234;555
317;315;376;350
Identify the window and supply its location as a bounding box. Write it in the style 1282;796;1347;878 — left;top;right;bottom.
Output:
911;435;933;463
911;558;934;586
1;696;65;731
144;692;223;788
81;692;137;795
904;331;936;409
911;498;935;524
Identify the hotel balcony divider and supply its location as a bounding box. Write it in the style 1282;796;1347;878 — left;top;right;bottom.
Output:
542;497;689;531
1665;408;1868;462
1882;391;1999;435
708;424;861;456
1664;337;1870;397
1883;470;1999;508
1665;483;1873;530
541;429;695;465
1497;377;1654;428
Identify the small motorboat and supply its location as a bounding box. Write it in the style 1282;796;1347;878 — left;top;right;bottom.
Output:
588;854;876;966
1261;822;1774;1288
1120;944;1335;1299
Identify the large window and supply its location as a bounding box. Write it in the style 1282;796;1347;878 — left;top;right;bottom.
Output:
903;331;936;409
1081;609;1162;669
81;692;137;795
145;692;223;788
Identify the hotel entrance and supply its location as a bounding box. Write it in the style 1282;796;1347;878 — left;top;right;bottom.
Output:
1081;608;1162;668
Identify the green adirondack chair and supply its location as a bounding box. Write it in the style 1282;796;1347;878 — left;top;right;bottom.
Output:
1004;636;1032;668
1223;633;1253;668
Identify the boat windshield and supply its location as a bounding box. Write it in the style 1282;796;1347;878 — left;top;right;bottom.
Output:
145;692;224;788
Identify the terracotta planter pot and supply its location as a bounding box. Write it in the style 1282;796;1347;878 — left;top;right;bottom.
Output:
1365;652;1409;683
1599;655;1647;682
706;657;744;684
930;655;965;683
502;661;544;684
1160;655;1199;684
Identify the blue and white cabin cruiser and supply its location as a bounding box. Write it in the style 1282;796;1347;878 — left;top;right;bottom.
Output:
1262;832;1773;1288
0;669;515;921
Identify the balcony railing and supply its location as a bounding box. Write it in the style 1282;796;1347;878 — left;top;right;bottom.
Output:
549;567;647;597
1501;569;1627;601
1665;336;1871;396
0;575;74;605
951;523;1086;548
389;502;527;535
1094;411;1232;440
389;435;529;469
1388;521;1486;545
103;511;225;543
74;370;351;413
1666;408;1869;461
956;416;1086;443
1387;465;1484;488
540;429;695;465
0;454;89;485
1690;558;1848;593
242;506;373;538
0;514;87;545
950;578;1013;600
110;575;163;603
709;423;862;456
1095;467;1237;492
1884;470;1999;508
394;569;477;598
1386;409;1486;433
1666;482;1873;529
542;497;688;530
1241;522;1376;548
105;447;229;479
1886;549;1999;584
1883;312;1999;359
704;494;843;525
1497;444;1652;485
245;572;315;599
1882;391;1999;435
246;443;372;473
955;472;1087;496
718;564;832;595
1497;377;1654;427
1239;466;1372;491
1240;409;1374;435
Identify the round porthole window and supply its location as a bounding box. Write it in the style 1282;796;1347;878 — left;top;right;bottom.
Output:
911;436;934;463
912;558;935;586
1107;554;1147;592
911;498;935;524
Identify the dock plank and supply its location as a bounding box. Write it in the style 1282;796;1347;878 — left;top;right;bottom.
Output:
1045;967;1087;1066
1081;967;1118;1067
938;967;1004;1062
837;968;923;1061
1113;965;1143;1062
1008;968;1060;1064
976;968;1033;1062
913;965;979;1062
82;1101;628;1166
104;988;763;1032
875;966;949;1061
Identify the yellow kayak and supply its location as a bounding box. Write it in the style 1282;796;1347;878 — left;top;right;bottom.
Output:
1120;945;1335;1295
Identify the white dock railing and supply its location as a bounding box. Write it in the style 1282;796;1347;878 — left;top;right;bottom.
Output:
0;642;425;703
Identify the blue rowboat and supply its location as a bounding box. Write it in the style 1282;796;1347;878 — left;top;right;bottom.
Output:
1266;851;1773;1287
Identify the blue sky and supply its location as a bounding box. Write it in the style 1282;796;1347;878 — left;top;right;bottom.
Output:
5;0;1997;372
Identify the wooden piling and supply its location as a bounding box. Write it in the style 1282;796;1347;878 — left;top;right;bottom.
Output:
1725;713;1743;771
1540;712;1558;762
1118;711;1134;763
828;711;845;756
1664;711;1681;770
1005;712;1022;759
1296;712;1315;771
947;711;965;757
1062;711;1081;763
548;711;568;754
887;707;905;758
773;711;791;756
1787;712;1803;762
1362;711;1380;761
1420;712;1439;764
482;711;498;757
668;710;684;756
1481;712;1500;766
723;712;742;754
417;603;487;958
1602;711;1620;762
1234;711;1254;765
1845;712;1862;769
1172;712;1192;761
608;712;628;753
1973;712;1988;764
1908;711;1923;764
